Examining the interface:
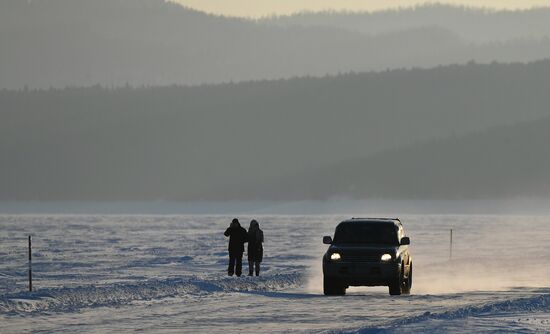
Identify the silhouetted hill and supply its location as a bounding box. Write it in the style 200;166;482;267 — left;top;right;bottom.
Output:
268;116;550;200
262;4;550;43
1;60;550;200
2;0;550;89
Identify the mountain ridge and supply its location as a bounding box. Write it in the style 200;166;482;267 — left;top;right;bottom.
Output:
2;0;550;89
260;4;550;43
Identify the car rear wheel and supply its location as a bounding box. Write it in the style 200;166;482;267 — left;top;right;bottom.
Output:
323;276;346;296
389;265;404;295
402;263;412;295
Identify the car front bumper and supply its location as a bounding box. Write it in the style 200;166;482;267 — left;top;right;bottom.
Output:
323;260;401;286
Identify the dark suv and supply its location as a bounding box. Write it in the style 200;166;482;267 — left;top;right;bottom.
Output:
322;218;412;296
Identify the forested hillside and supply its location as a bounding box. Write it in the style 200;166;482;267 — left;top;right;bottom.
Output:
265;116;550;199
2;61;550;200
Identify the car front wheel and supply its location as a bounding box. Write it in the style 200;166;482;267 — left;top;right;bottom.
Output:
323;276;346;296
388;278;402;295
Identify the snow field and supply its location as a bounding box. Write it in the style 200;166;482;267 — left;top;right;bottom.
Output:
1;214;549;333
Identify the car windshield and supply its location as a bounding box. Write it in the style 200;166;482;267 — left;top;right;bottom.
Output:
333;222;398;245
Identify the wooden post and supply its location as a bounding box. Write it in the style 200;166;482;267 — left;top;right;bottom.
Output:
449;229;453;260
28;235;32;292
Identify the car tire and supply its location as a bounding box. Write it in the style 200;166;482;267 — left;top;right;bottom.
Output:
389;265;404;295
402;263;412;295
337;285;346;295
388;279;402;295
324;276;346;296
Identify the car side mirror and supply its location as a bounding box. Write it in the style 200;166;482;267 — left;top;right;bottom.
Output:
323;236;333;244
400;237;410;245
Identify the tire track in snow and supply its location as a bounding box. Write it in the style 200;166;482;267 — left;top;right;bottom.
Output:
344;293;550;334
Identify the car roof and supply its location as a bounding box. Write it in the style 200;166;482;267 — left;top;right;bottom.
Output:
340;217;401;226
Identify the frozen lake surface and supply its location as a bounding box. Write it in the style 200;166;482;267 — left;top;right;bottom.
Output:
1;214;550;333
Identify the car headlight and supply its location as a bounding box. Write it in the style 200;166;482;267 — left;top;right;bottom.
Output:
330;253;341;261
380;253;392;262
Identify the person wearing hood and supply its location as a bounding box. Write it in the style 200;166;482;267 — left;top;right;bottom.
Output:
247;219;264;276
224;218;248;276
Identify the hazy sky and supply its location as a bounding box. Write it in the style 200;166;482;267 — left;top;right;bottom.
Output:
175;0;550;17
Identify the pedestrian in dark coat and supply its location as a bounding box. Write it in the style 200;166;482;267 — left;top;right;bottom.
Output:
247;219;264;276
224;218;248;276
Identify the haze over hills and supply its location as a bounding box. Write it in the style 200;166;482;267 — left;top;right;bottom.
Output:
2;0;550;89
262;5;550;43
2;60;550;200
262;116;550;200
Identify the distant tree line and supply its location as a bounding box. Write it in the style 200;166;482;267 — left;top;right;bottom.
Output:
1;60;550;200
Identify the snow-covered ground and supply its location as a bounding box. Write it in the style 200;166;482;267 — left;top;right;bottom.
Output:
1;214;549;333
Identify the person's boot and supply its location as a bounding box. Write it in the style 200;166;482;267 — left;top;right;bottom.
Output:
255;262;260;276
